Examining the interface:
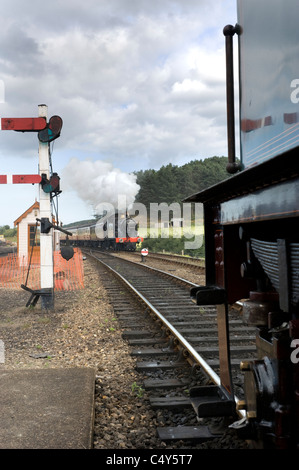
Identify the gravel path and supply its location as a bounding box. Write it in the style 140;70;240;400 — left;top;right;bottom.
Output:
0;253;247;449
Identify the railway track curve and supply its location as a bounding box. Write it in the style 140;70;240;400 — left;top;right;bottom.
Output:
85;249;255;446
123;251;205;271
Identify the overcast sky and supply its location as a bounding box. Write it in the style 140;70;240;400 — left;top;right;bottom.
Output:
0;0;237;226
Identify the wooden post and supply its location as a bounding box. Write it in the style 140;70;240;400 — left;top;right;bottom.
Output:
38;104;54;310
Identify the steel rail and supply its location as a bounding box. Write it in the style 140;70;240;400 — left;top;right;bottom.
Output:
127;250;205;267
87;250;246;419
113;252;200;287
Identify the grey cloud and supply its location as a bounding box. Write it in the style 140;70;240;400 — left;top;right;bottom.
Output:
0;0;237;172
0;25;41;75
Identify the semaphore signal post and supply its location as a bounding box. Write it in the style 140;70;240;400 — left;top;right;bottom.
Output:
38;104;55;310
1;104;67;311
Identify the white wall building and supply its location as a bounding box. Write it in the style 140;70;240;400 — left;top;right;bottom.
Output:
14;201;40;260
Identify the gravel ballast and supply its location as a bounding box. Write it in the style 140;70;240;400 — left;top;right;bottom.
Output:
0;253;247;449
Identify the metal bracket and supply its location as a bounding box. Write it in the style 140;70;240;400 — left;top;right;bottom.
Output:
190;285;227;305
21;284;53;308
190;385;236;417
36;218;73;236
190;285;234;398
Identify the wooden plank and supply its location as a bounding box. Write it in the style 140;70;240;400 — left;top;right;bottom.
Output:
143;378;190;389
136;360;186;371
128;338;166;345
194;345;256;354
122;330;153;339
131;348;176;356
150;396;191;409
157;426;220;442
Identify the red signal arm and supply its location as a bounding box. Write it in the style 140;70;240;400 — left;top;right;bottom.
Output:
0;175;42;184
1;117;46;131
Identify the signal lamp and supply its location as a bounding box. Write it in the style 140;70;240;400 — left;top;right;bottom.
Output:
41;173;61;194
38;115;63;142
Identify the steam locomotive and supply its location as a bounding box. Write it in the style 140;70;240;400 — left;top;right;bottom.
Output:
186;0;299;448
60;212;143;251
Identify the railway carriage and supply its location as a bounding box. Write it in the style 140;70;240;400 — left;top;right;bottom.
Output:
186;0;299;448
65;227;78;243
60;212;143;251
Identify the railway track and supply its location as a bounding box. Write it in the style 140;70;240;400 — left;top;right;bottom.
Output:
124;250;205;270
85;249;255;446
0;246;16;257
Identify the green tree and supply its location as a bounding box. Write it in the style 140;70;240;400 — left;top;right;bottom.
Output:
135;156;230;207
4;228;17;238
0;225;10;235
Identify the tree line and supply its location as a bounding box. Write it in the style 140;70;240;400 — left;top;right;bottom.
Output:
64;156;231;233
0;225;17;239
134;156;230;209
133;156;231;257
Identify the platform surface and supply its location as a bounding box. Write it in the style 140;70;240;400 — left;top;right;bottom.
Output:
0;367;95;449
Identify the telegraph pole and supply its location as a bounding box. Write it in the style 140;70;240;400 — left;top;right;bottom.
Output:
38;104;54;310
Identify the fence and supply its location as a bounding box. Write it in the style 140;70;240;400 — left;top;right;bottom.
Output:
0;248;84;291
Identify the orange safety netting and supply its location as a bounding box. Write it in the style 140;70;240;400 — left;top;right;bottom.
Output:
0;248;84;291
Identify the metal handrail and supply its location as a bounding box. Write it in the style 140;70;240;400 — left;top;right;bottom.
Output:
223;24;242;174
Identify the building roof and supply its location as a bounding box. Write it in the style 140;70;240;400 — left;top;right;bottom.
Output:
14;201;40;226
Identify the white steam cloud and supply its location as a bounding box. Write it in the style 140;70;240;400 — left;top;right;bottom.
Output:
62;157;140;214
